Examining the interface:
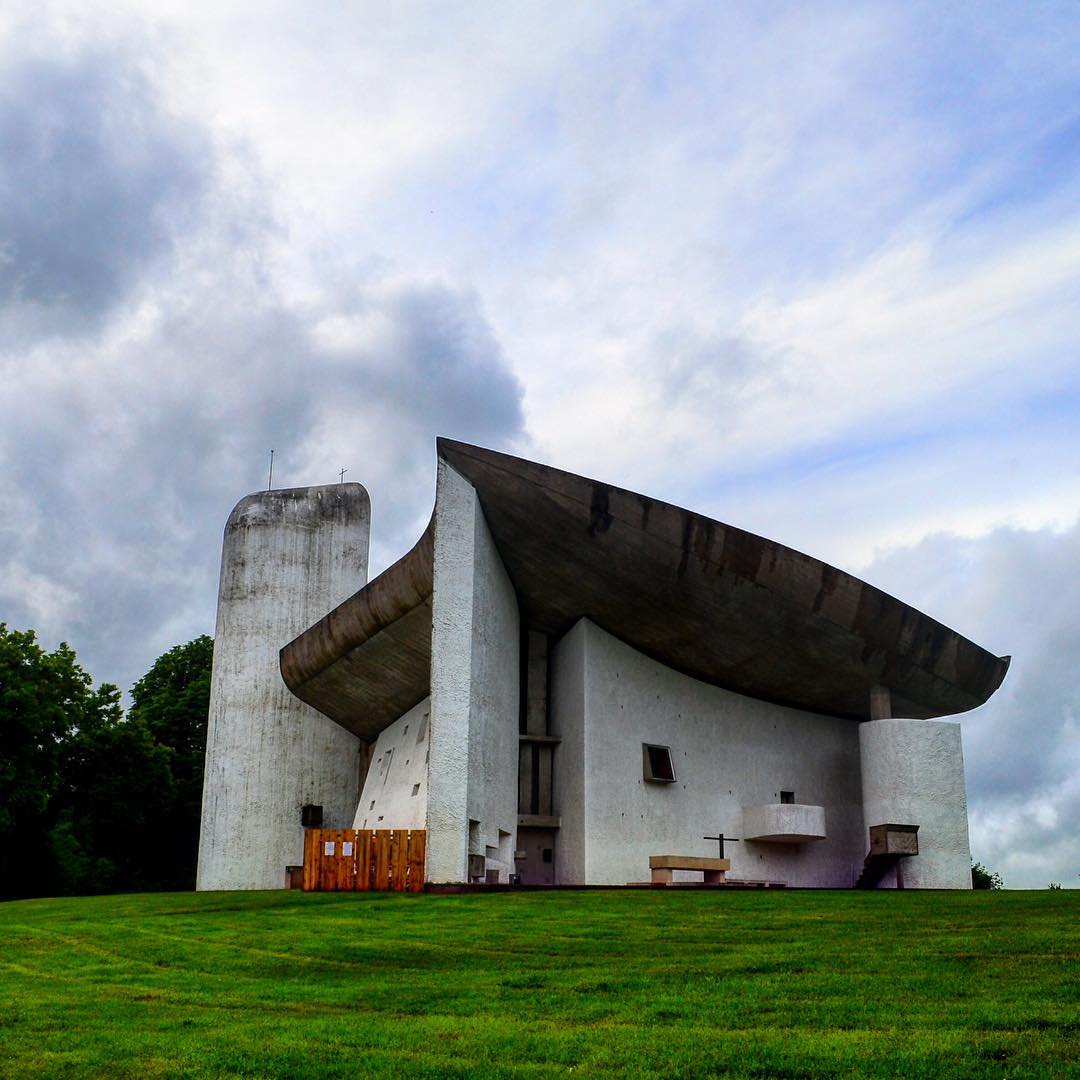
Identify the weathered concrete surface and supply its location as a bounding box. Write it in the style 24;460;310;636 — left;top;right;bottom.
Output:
860;719;972;889
426;463;520;883
742;803;827;843
197;484;369;891
551;620;866;886
279;522;433;739
353;697;429;831
550;620;587;886
281;440;1009;744
437;439;1009;722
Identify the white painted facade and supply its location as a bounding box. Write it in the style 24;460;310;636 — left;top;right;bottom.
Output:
426;462;520;883
197;485;369;891
200;452;983;891
860;719;972;889
551;619;869;886
353;698;430;832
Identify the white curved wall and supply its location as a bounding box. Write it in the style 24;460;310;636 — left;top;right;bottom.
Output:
197;484;370;890
353;698;430;832
551;620;866;887
859;719;972;889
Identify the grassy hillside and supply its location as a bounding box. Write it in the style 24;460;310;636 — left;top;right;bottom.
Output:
0;889;1076;1078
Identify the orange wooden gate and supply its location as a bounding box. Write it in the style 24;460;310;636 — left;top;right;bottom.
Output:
302;828;426;893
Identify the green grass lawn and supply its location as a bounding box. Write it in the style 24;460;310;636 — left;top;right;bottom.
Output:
0;889;1076;1079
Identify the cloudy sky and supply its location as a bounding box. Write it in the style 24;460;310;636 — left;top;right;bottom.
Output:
2;2;1077;887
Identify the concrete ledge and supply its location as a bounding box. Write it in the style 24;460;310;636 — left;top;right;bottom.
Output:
742;803;827;843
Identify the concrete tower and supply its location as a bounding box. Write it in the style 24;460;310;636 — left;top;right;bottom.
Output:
197;484;370;890
859;718;973;889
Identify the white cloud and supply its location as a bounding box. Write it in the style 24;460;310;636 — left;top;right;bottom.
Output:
1;1;1077;883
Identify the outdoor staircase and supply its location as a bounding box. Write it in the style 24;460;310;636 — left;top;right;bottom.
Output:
855;824;920;888
855;851;901;889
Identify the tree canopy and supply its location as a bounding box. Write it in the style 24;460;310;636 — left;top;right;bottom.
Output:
0;625;212;898
971;861;1004;890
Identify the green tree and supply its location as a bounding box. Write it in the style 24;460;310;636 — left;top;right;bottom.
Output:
0;624;117;896
0;623;214;897
971;861;1004;889
50;688;175;894
127;635;214;889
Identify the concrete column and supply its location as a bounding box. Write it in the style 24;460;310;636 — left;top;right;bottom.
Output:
197;484;370;890
869;684;892;720
859;718;972;889
427;461;520;883
426;462;476;883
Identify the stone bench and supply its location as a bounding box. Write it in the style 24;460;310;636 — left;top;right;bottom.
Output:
648;854;731;885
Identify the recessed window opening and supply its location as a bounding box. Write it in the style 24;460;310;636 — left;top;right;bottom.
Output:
780;790;795;804
643;743;676;783
411;783;421;796
416;718;428;745
542;848;553;864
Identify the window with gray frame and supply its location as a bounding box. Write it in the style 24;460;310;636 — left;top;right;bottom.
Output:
643;743;676;783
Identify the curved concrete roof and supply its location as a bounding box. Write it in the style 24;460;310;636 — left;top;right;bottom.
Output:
281;439;1009;740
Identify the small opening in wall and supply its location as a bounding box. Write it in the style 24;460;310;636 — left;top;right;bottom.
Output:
300;804;323;828
780;790;795;804
542;848;553;864
643;744;676;783
403;724;409;736
411;783;420;796
369;800;375;810
416;718;428;745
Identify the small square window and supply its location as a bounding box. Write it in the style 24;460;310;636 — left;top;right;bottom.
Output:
643;743;676;783
780;790;795;804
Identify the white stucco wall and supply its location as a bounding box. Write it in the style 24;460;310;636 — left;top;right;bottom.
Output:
353;697;430;831
197;485;369;891
427;462;520;883
860;718;972;889
550;619;866;887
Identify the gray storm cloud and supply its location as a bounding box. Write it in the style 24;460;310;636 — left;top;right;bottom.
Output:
0;46;210;340
0;38;526;697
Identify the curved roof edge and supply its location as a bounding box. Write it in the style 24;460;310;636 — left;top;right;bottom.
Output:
281;439;1010;736
280;520;434;736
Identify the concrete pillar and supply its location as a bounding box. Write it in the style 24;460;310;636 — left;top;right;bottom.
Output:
859;718;973;889
426;463;475;884
197;484;370;890
427;461;520;883
869;684;892;720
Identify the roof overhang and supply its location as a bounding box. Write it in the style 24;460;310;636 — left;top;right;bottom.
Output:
281;439;1010;739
